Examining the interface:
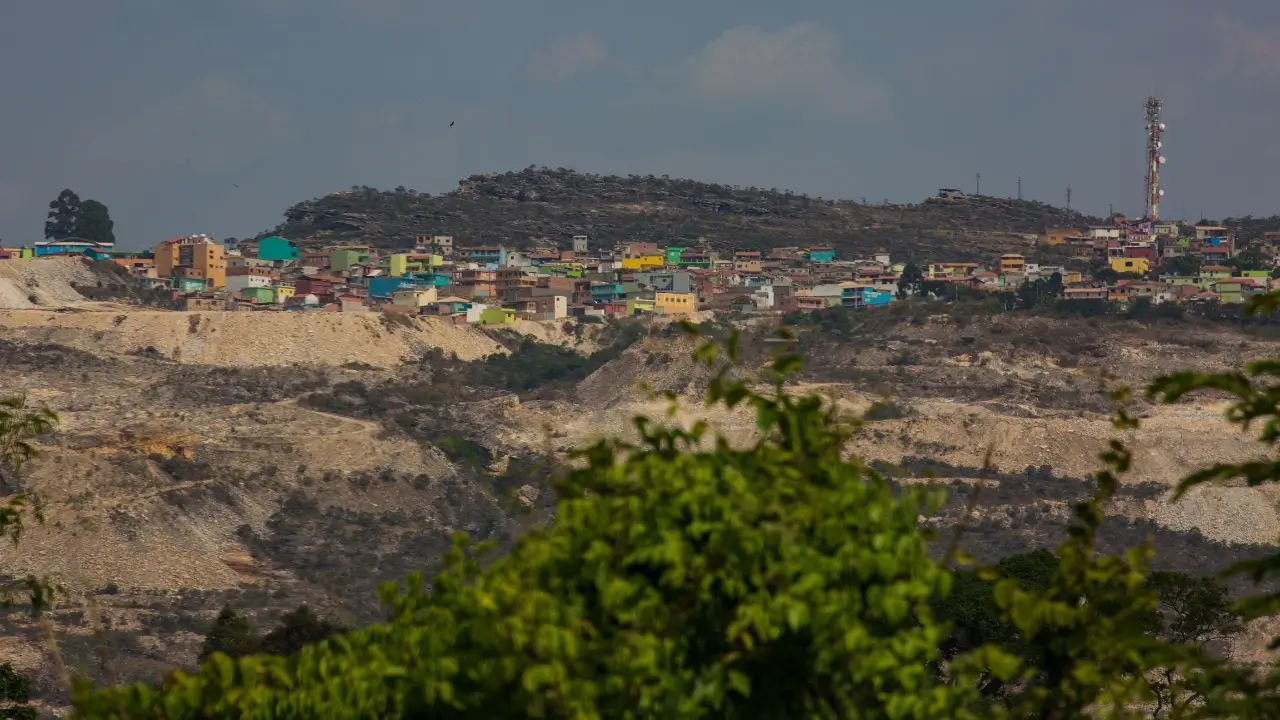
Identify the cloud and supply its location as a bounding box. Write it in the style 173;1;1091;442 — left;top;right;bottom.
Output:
688;22;887;118
86;77;292;176
1211;13;1280;79
530;31;608;82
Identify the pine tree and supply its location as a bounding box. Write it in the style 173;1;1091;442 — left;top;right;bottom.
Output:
44;189;81;240
199;605;261;661
0;663;36;720
76;200;114;245
260;605;345;657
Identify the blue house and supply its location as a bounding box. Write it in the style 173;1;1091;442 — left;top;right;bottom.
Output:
34;240;113;257
368;275;415;298
469;246;508;266
840;285;894;309
590;282;624;302
413;272;452;287
808;246;836;263
256;236;299;262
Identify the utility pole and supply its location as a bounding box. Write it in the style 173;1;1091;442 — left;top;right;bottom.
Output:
976;173;981;196
1017;176;1022;201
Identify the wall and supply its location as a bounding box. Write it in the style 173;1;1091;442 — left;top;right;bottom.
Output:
226;274;272;293
257;236;299;262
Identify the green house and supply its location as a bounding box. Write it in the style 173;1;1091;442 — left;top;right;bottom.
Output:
331;249;372;273
173;277;206;293
665;247;685;265
240;286;275;304
257;236;299;262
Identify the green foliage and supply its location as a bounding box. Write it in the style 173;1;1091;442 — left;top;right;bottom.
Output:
260;605;347;657
200;606;262;661
77;199;115;245
43;189;115;244
45;189;81;240
429;319;646;394
0;663;36;720
0;395;59;614
1163;255;1202;277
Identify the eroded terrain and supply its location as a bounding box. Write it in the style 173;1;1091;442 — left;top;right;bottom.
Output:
0;303;1276;702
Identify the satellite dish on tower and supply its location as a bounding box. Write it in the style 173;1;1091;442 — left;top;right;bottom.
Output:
1158;189;1165;196
1159;123;1166;130
1158;156;1166;164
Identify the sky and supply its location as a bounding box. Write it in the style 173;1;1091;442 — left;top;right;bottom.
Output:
2;0;1279;248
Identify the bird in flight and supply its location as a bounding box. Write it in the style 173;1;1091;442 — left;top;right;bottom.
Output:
449;121;455;127
232;183;239;188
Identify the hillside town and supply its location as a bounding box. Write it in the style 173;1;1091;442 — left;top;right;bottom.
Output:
0;212;1270;323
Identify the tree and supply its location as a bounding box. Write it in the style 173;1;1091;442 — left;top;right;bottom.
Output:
897;262;924;298
44;189;81;240
260;605;346;657
76;200;115;245
1163;255;1202;277
0;663;36;720
199;606;261;661
0;396;58;614
43;190;114;245
1147;572;1243;718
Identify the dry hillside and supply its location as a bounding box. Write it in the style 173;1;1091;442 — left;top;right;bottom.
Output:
0;299;1276;705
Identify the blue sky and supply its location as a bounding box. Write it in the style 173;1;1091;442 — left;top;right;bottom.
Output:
1;0;1278;247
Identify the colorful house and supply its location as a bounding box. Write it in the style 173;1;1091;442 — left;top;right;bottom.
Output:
256;236;299;262
655;291;697;315
368;276;415;298
173;276;207;294
1109;257;1150;275
240;286;275;304
469;246;508;266
34;239;114;257
590;282;624;302
478;307;515;325
999;254;1026;274
331;249;372;273
385;254;408;277
625;297;657;315
808;246;836;264
927;262;979;279
664;247;686;265
621;255;665;270
273;285;296;303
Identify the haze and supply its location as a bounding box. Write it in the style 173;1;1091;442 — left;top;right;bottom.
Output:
1;0;1276;246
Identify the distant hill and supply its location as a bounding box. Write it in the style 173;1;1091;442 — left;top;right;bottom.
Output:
267;168;1103;261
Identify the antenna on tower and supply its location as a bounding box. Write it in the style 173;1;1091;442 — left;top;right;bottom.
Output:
1145;96;1165;221
1066;186;1072;219
1017;176;1022;201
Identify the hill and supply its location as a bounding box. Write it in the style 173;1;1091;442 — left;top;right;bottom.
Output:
1;307;1278;708
268;168;1103;261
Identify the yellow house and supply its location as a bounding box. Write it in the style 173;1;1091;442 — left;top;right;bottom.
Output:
391;287;439;308
621;255;665;270
273;285;296;303
1062;271;1083;284
927;262;979;279
999;254;1026;274
655;291;697;315
1109;257;1150;275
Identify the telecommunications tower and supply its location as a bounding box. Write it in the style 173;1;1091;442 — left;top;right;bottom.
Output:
1144;96;1166;220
